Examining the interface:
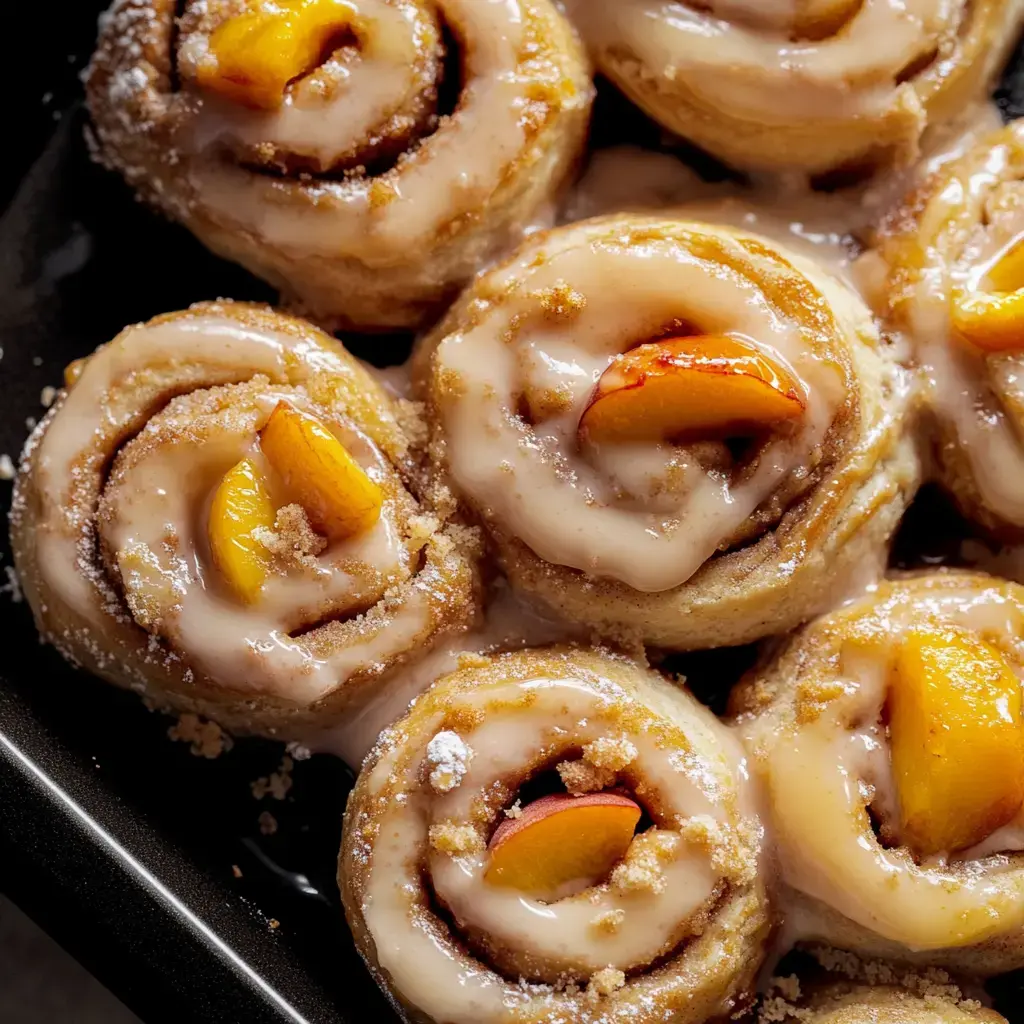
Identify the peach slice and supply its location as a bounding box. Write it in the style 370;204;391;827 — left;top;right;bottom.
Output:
952;289;1024;353
260;402;383;543
952;236;1024;353
986;236;1024;293
485;792;641;901
578;334;806;445
208;457;276;604
197;0;353;111
889;626;1024;857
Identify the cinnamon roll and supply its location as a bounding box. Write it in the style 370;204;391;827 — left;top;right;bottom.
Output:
878;120;1024;537
85;0;593;332
9;302;480;738
564;0;1024;176
340;646;769;1024
416;215;919;650
732;570;1024;974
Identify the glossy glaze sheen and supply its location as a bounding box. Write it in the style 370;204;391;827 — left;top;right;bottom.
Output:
3;6;1024;1024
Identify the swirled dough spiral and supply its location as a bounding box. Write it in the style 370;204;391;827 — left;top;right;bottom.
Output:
341;646;769;1024
85;0;593;331
417;215;919;649
10;302;480;738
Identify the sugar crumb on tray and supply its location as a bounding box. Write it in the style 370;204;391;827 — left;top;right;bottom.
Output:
168;712;232;758
251;755;295;800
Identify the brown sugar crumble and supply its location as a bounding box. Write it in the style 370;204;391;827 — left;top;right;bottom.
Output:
771;976;802;1003
558;758;615;795
757;976;809;1023
757;996;811;1023
557;735;637;795
811;947;976;1007
231;865;243;879
405;513;441;556
584;735;637;772
590;909;626;936
585;967;625;1001
428;822;484;856
253;504;326;571
258;811;279;836
168;713;232;759
611;830;680;894
678;814;760;886
537;282;587;321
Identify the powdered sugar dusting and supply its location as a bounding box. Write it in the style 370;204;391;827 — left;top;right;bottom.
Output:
425;730;473;793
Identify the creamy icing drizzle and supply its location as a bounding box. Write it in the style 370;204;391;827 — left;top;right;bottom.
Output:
359;669;760;1023
31;314;431;703
432;218;846;592
567;102;1003;290
309;581;580;766
744;584;1024;950
564;0;967;121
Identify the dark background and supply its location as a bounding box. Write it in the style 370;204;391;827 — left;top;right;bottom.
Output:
2;7;1024;1023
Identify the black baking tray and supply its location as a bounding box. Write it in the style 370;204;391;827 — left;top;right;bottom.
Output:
4;8;1024;1023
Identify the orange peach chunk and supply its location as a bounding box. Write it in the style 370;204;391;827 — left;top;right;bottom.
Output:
986;236;1024;293
952;236;1024;353
260;402;382;543
578;334;806;445
208;457;276;603
889;626;1024;858
198;0;353;111
952;288;1024;353
485;792;641;901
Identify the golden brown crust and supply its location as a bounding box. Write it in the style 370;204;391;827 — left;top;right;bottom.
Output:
415;215;920;650
84;0;593;332
340;646;771;1024
9;301;482;738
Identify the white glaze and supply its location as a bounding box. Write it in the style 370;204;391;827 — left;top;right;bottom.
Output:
567;105;1003;290
432;219;847;592
309;581;579;766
